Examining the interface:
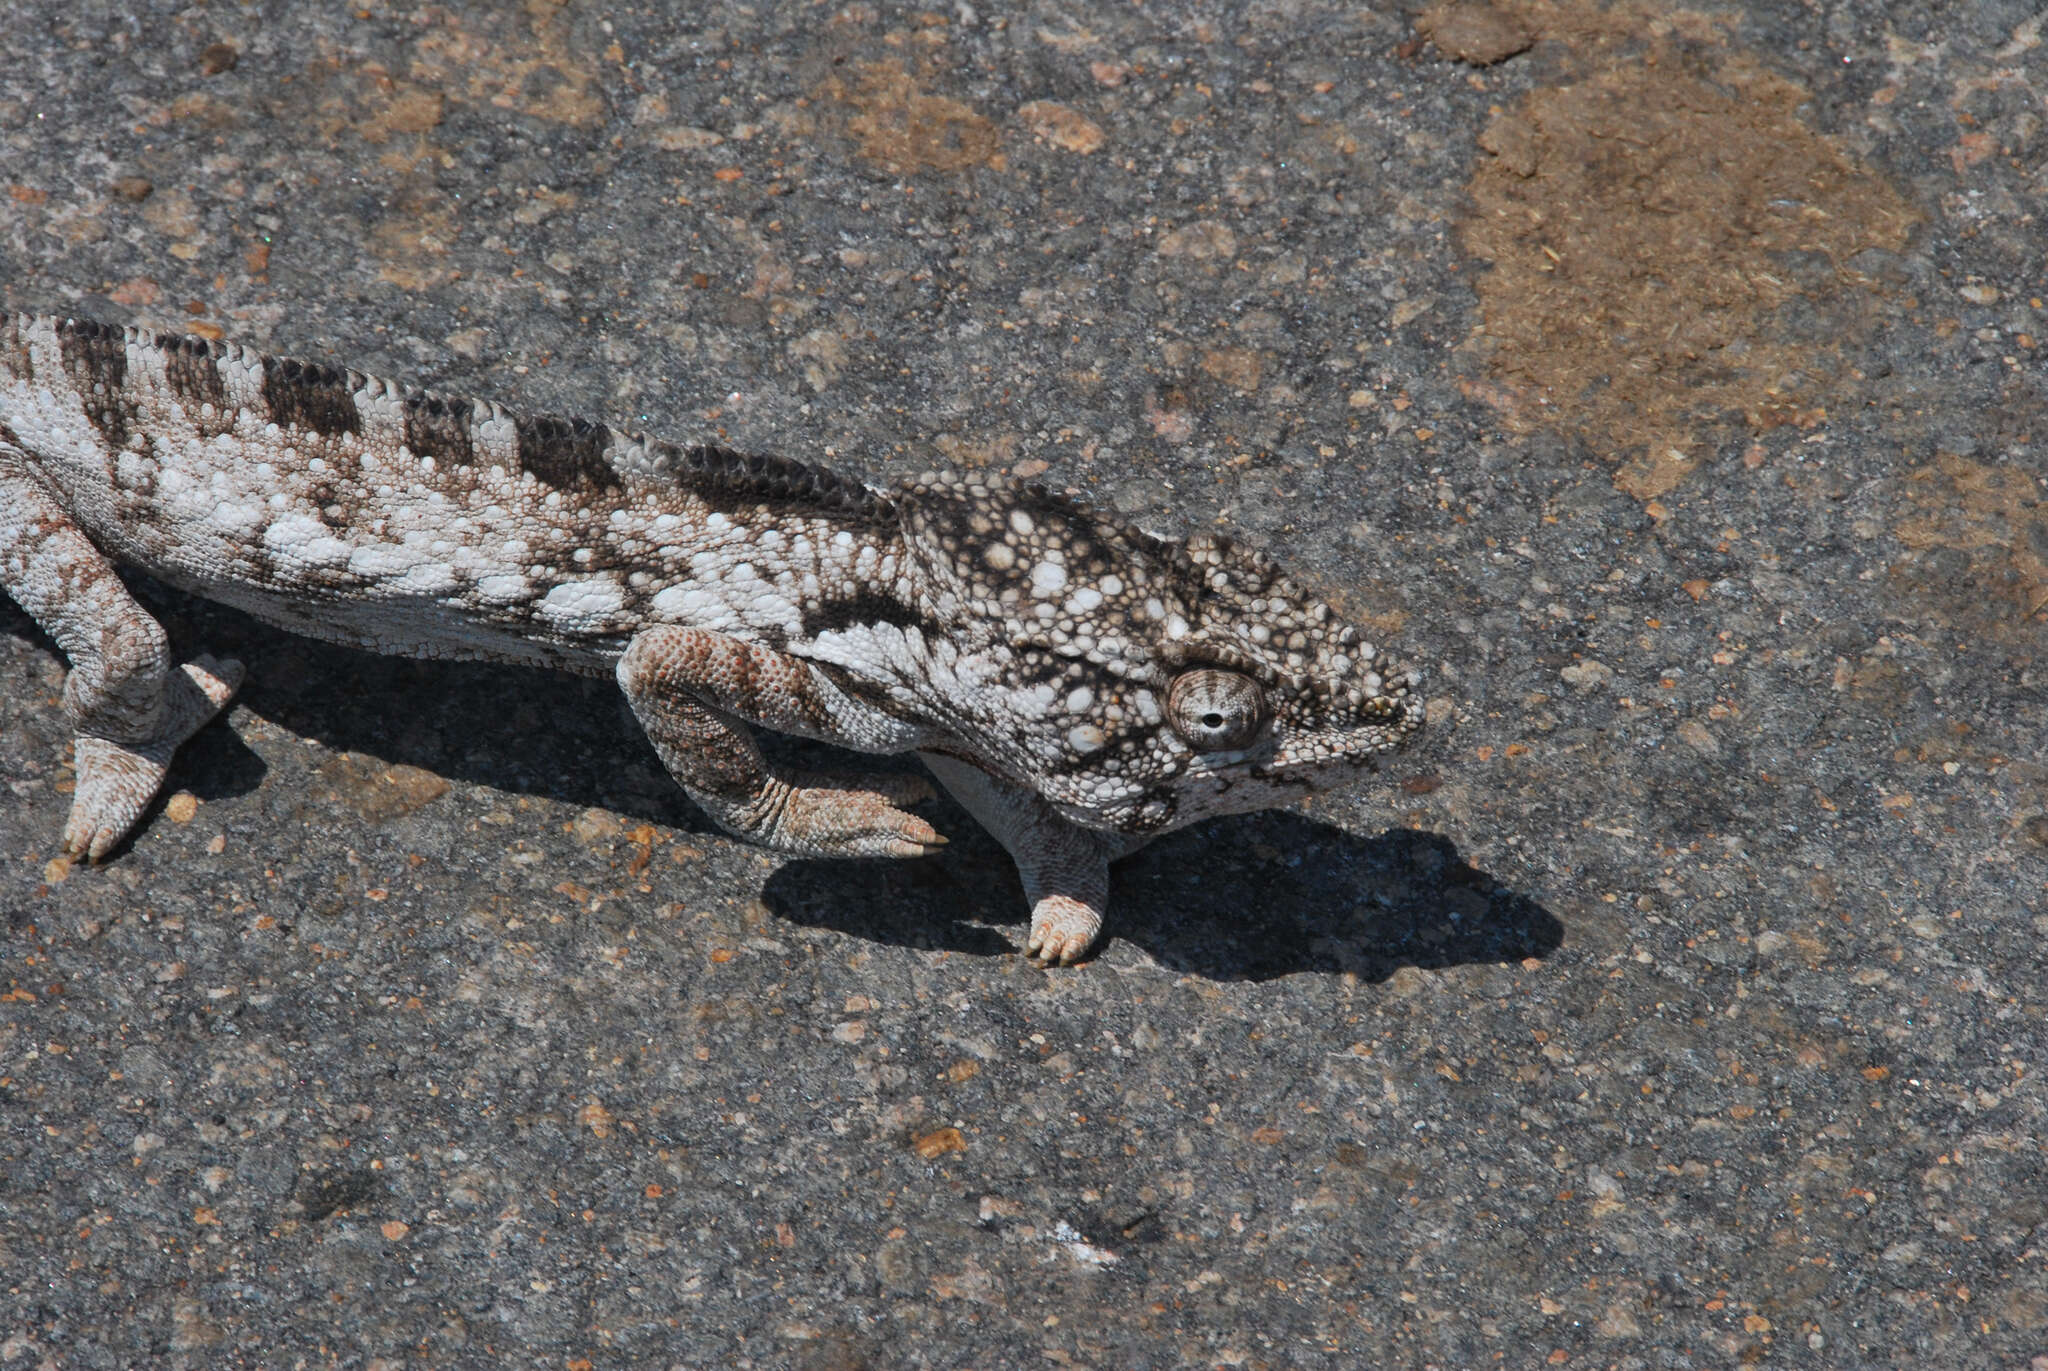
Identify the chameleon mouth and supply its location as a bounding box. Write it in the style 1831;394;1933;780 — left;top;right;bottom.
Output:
1174;712;1405;786
1178;743;1272;774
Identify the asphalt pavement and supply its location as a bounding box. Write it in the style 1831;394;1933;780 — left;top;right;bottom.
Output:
2;2;2044;1366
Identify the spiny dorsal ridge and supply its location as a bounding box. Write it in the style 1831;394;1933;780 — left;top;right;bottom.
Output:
670;442;892;521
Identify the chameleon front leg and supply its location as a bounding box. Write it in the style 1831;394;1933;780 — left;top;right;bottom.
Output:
617;625;944;859
917;752;1143;965
0;438;244;860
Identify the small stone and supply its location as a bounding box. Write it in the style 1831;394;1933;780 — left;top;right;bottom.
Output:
110;176;154;202
570;806;624;845
1385;965;1433;997
1560;659;1612;692
443;328;487;360
323;755;449;823
1143;400;1195;444
164;791;199;823
381;1220;410;1241
1016;101;1105;154
382;765;450;812
1157;220;1237;262
650;126;725;152
1959;283;1999;305
1676;719;1720;757
199;43;239;76
110;276;163;305
1418;2;1535;66
1390;298;1433;328
912;1126;966;1159
578;1100;615;1138
1199;347;1262;391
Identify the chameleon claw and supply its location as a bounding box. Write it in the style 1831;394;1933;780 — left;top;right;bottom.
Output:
60;655;244;862
1025;894;1104;966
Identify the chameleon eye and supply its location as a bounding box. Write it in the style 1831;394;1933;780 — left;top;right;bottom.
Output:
1166;669;1268;752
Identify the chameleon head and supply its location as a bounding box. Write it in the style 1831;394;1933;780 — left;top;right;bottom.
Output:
1050;527;1424;836
907;480;1424;837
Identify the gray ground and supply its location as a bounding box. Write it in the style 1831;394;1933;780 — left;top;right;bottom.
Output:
2;1;2044;1367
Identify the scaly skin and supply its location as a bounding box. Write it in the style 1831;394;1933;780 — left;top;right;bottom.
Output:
0;314;1423;963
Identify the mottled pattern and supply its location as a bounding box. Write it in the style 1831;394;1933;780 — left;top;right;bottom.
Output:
157;333;235;438
0;313;1423;962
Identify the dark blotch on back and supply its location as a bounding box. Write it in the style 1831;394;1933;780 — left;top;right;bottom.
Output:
404;391;474;467
800;586;939;641
157;332;233;436
668;442;889;524
262;356;362;438
57;317;133;446
516;412;616;491
2;314;35;384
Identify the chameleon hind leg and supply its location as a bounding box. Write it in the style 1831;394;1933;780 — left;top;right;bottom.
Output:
0;437;243;859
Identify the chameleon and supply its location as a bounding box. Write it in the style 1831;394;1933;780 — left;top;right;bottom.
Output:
0;313;1423;964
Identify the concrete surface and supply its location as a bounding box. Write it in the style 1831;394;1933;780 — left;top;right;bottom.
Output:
2;1;2044;1367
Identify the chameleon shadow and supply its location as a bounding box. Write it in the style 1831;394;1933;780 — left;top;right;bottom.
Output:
11;590;1558;983
763;812;1563;984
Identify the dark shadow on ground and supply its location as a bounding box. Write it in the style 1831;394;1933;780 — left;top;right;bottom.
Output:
9;587;1560;983
764;815;1563;984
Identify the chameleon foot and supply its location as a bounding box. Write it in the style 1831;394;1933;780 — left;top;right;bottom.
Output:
1025;894;1105;966
738;769;947;859
63;655;243;861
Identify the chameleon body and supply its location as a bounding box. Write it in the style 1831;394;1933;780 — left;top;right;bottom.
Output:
0;314;1421;962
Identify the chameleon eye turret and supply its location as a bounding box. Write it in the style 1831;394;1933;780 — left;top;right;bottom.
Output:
1166;668;1269;752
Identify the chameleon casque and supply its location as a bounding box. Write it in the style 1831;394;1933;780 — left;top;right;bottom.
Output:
0;314;1422;963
